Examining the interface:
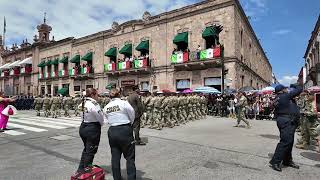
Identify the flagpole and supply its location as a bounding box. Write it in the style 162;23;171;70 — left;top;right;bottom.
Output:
3;16;6;47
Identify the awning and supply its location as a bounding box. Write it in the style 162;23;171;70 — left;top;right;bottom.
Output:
70;54;81;63
59;56;68;63
18;57;32;65
37;61;46;67
202;26;217;39
51;58;59;65
81;52;93;61
8;60;21;68
173;32;188;44
45;60;52;66
135;40;149;52
0;63;11;70
57;88;69;96
105;47;117;57
119;44;132;56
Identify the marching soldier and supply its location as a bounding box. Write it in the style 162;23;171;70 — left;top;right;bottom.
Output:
145;93;155;128
43;95;51;117
74;95;82;117
163;95;174;128
171;95;179;126
234;92;251;128
63;96;71;117
51;95;60;118
34;96;42;116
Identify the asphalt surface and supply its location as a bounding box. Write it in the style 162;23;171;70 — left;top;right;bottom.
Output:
0;111;319;180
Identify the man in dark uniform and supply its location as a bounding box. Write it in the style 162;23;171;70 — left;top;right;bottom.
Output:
127;86;146;145
269;84;302;172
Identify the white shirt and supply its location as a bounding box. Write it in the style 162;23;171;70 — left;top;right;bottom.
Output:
81;97;104;125
103;98;135;126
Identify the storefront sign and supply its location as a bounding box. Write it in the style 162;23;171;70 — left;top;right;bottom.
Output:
121;80;135;86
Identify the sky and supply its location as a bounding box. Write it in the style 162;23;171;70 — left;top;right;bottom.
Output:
0;0;319;86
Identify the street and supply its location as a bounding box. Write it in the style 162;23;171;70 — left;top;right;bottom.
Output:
0;111;319;180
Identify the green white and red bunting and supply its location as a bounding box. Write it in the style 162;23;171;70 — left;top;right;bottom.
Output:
104;63;116;72
59;70;65;77
69;69;75;76
118;62;130;70
51;71;57;77
45;72;49;78
171;52;188;64
38;73;43;79
20;67;25;74
134;59;147;68
200;47;221;60
9;69;14;75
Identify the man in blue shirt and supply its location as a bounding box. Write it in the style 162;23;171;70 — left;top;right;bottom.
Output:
269;84;302;172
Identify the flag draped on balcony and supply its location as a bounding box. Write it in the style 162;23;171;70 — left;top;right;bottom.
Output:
171;52;188;63
104;63;116;71
118;62;130;70
134;59;147;68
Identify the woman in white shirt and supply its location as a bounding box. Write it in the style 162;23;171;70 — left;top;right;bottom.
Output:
103;88;136;180
77;88;104;173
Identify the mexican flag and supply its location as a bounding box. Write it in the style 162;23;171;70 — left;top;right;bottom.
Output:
45;72;49;78
118;62;130;70
104;63;116;72
200;49;214;60
51;71;56;78
69;69;75;76
171;52;188;64
9;69;14;75
134;59;147;68
38;73;43;79
20;67;25;74
59;70;65;77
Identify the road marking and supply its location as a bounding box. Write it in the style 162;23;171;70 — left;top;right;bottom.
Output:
29;116;81;125
8;123;47;132
3;130;26;136
9;119;67;129
15;117;81;127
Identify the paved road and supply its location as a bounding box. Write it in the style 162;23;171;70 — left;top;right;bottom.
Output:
0;111;319;180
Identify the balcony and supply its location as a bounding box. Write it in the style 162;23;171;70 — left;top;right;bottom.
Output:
20;67;33;75
171;47;222;71
104;58;151;75
69;67;94;79
0;71;9;78
50;71;58;78
9;68;21;76
58;69;69;78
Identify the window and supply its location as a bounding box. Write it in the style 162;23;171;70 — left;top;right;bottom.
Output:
86;85;93;89
41;86;45;95
74;86;80;91
204;77;221;92
241;75;244;87
47;85;51;95
250;79;253;87
240;29;243;47
176;79;190;91
140;81;149;91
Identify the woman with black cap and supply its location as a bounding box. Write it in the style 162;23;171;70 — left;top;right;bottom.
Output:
77;88;104;173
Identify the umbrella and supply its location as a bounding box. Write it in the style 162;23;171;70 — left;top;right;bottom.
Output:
261;86;275;91
238;86;255;92
182;89;193;93
194;87;221;94
162;89;172;94
308;86;320;92
224;88;237;94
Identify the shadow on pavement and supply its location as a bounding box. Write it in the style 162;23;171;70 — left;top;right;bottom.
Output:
260;134;279;140
100;165;152;180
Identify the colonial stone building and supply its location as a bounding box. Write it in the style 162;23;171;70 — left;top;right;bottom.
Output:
0;0;272;96
304;15;320;88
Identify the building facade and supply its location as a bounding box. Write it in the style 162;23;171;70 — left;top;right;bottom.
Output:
304;15;320;88
0;0;272;96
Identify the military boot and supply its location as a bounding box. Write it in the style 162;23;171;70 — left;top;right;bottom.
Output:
295;143;308;149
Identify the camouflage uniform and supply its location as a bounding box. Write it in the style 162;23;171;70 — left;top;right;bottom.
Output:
34;97;43;116
163;96;174;128
74;97;82;117
43;97;51;117
63;97;71;117
296;94;319;149
201;95;207;117
187;95;195;121
235;95;251;128
150;96;164;130
177;95;186;124
140;96;150;128
146;96;155;127
51;96;60;118
170;96;179;126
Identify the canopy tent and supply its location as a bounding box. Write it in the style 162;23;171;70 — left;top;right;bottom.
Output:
0;63;12;70
45;60;52;66
119;44;132;56
238;86;255;92
57;88;69;96
8;60;21;68
224;88;237;94
59;56;68;63
70;55;81;63
81;52;93;61
193;86;221;94
18;57;32;65
173;32;188;44
105;47;117;57
182;89;193;93
135;40;149;52
202;25;223;39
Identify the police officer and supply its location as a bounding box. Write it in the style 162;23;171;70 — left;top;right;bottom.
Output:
77;88;104;173
269;84;302;172
103;88;136;180
127;86;146;145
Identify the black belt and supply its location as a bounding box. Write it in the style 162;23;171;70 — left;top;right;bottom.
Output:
115;123;131;127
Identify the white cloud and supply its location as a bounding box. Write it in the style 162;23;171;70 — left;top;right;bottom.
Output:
278;75;298;86
0;0;197;47
272;29;292;35
240;0;268;21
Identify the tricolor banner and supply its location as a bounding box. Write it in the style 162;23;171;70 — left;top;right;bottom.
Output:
134;59;147;68
213;47;221;57
9;69;14;75
104;63;116;72
81;67;90;74
69;69;75;76
45;72;49;78
200;47;221;60
20;67;25;74
59;70;65;77
1;72;4;77
51;71;57;78
118;62;130;70
171;52;188;64
38;73;43;79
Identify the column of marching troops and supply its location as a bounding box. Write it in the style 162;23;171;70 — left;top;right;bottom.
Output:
32;92;208;130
